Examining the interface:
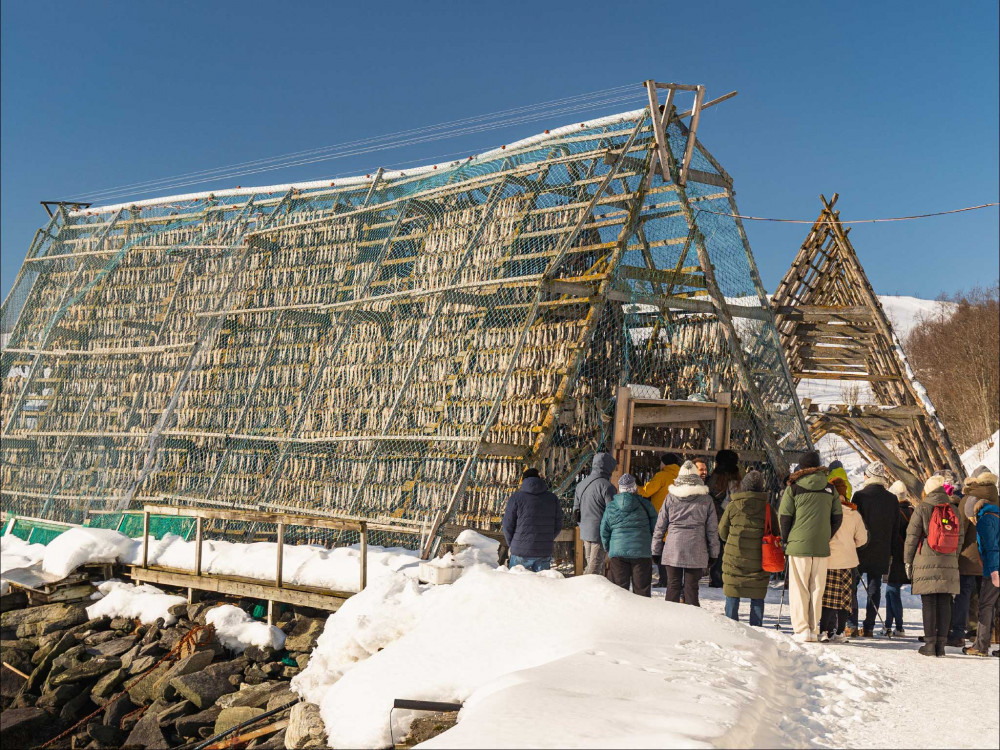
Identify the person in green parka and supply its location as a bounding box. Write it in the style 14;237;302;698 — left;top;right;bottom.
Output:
719;470;778;626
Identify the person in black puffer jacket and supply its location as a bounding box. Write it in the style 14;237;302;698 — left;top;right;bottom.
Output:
884;479;915;635
849;461;897;637
503;468;563;572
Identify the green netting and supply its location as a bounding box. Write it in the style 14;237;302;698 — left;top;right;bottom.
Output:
4;516;74;544
1;104;810;549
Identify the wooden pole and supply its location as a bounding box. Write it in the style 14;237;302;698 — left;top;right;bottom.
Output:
195;517;203;576
276;523;284;588
142;510;150;568
359;522;368;591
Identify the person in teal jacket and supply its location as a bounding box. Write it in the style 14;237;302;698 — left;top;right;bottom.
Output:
601;474;658;597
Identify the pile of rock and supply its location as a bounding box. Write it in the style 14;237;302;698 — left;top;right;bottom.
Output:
1;597;330;749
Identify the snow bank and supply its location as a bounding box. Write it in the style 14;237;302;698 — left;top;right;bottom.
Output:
962;430;1000;476
42;528;139;578
136;534;421;593
1;534;47;575
86;580;187;625
294;567;883;748
205;604;286;652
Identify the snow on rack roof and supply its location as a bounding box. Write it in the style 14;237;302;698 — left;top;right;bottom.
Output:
71;107;648;217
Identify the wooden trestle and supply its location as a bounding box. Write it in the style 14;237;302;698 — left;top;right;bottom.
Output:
771;195;965;497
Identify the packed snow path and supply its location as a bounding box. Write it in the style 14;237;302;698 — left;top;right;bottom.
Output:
696;584;999;750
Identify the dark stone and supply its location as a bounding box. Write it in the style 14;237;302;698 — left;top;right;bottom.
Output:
87;634;139;659
218;680;287;710
123;710;168;749
91;667;128;705
174;705;222;738
157;628;185;653
87;721;125;748
25;631;77;694
140;620;163;646
213;706;264;736
283;617;324;652
59;689;95;724
167;603;188;620
282;666;300;678
36;681;79;711
169;660;243;709
49;643;88;676
128;660;172;705
151;649;213;701
266;691;298;712
109;617;133;631
243;664;268;684
294;653;310;670
10;692;36;708
83;630;119;647
83;616;111;632
127;655;158;675
155;699;193;727
137;641;165;659
186;602;212;624
11;602;89;638
255;728;288;749
51;656;121;686
103;693;136;729
244;644;279;663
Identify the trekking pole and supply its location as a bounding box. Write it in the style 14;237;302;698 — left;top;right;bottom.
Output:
774;560;789;630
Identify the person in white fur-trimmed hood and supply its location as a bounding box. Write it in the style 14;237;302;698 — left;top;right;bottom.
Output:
651;460;720;607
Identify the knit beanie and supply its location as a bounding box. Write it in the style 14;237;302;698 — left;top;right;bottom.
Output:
829;460;844;471
661;452;681;467
740;470;765;493
673;460;704;489
864;461;888;481
798;451;821;470
618;473;637;494
889;479;907;499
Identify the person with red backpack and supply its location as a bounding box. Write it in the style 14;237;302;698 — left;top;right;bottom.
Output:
904;473;965;656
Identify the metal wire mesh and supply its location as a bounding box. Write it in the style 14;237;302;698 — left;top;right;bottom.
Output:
1;109;809;548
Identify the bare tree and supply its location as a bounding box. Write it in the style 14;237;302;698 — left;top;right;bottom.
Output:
904;284;1000;451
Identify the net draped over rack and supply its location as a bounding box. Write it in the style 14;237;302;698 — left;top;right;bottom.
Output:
1;108;810;548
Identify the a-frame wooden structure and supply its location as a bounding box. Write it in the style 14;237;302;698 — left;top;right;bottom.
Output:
772;195;965;497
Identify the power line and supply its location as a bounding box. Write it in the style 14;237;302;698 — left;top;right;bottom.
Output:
74;84;647;202
695;202;999;224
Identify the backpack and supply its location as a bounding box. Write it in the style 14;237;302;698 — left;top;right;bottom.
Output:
926;503;960;554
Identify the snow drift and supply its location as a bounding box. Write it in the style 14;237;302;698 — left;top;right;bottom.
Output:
292;567;883;748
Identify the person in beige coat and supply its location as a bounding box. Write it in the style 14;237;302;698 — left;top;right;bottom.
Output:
820;477;869;642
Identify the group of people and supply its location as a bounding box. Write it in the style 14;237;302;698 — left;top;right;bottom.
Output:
501;448;1000;657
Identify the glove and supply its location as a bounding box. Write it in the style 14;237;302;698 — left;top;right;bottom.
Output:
905;563;913;580
572;508;581;524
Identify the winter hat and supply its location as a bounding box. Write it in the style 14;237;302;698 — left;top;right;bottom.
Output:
661;452;681;467
829;460;844;471
669;460;708;497
522;467;540;480
798;451;822;470
618;473;637;494
923;473;946;496
889;480;908;500
864;461;888;481
740;470;765;493
715;449;740;471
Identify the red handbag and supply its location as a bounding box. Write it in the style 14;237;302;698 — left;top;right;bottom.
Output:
761;509;786;573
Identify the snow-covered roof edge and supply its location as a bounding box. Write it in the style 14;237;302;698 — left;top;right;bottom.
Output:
70;107;649;218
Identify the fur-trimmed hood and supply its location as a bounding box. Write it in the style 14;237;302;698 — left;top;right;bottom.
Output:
864;475;889;488
788;465;827;484
965;471;999;489
668;482;711;499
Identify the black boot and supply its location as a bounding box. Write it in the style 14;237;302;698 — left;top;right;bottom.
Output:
918;642;937;656
935;637;947;657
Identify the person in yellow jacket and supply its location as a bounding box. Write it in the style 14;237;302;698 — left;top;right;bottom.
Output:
827;460;853;501
640;453;681;587
639;453;681;512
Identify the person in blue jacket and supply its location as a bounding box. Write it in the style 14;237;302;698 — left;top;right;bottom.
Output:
600;474;658;596
962;469;999;657
502;468;563;572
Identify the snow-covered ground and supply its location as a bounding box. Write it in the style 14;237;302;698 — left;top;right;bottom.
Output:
288;567;998;749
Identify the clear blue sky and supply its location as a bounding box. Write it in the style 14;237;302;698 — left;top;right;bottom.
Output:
2;0;997;300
